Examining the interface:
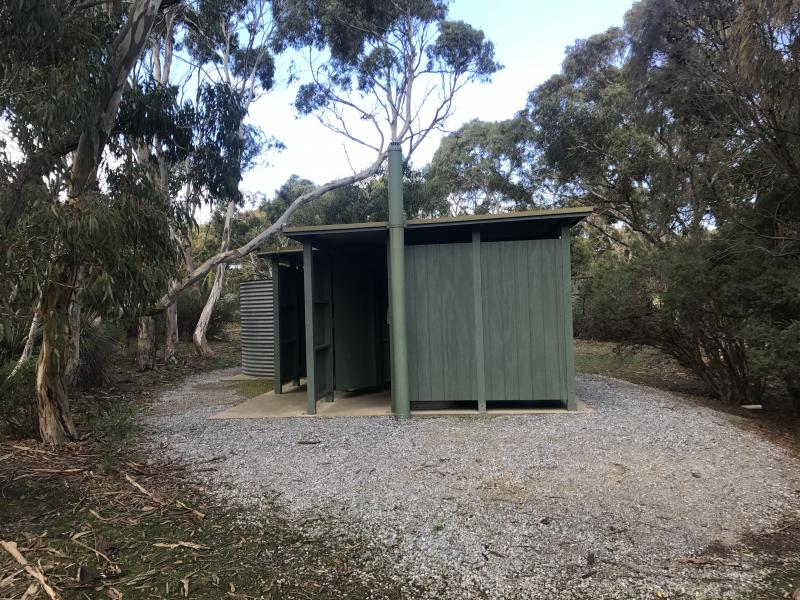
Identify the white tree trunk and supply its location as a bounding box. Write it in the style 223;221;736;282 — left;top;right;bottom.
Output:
10;312;40;378
64;295;82;387
164;295;179;364
193;200;234;358
137;316;156;371
64;265;86;387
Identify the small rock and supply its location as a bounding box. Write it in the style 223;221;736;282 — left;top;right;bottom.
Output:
540;517;553;525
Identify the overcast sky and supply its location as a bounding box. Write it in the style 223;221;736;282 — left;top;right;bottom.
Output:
240;0;635;203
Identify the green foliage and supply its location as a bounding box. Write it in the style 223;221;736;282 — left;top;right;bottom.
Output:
0;360;37;438
176;287;237;341
76;318;121;389
0;319;29;364
191;82;262;207
575;241;762;404
427;118;533;214
84;401;140;446
576;201;800;406
427;20;499;80
275;0;446;66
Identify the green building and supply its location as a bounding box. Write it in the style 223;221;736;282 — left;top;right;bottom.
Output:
263;143;591;416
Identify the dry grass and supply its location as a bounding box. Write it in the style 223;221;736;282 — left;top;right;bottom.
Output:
0;439;405;599
0;326;405;599
574;339;708;396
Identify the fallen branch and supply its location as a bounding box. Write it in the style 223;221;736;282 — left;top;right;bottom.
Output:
146;154;386;315
175;500;205;521
0;541;61;600
153;541;209;550
124;473;162;503
71;538;114;566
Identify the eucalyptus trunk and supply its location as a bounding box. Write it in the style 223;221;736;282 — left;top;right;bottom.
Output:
137;316;156;371
31;0;165;442
193;200;234;358
31;0;163;444
35;277;78;444
164;296;179;364
64;266;86;386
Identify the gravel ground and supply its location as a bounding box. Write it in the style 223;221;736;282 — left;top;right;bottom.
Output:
147;369;800;599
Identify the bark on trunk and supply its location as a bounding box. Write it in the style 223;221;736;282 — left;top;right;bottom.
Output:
137;316;156;371
64;301;82;387
35;282;78;445
164;297;179;364
64;266;86;387
193;200;234;358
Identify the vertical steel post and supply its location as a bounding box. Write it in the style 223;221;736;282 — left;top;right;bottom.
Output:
471;227;487;412
388;142;411;417
272;257;282;395
303;244;317;415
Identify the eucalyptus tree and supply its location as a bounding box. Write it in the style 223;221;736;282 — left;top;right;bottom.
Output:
0;0;185;444
149;0;500;312
182;0;277;358
626;0;800;204
426;118;533;214
523;27;722;245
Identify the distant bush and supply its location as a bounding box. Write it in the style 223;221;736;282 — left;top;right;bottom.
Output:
0;360;37;438
176;287;237;341
575;233;800;407
0;319;31;364
76;319;121;389
84;401;140;446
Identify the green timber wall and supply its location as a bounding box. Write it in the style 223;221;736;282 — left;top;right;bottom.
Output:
405;230;576;407
406;242;478;401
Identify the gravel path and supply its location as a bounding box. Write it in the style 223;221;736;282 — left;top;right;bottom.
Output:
147;370;800;599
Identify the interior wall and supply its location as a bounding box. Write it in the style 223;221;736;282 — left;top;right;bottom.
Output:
274;262;306;389
331;251;389;391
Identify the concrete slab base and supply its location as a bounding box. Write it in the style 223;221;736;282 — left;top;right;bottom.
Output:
211;386;591;420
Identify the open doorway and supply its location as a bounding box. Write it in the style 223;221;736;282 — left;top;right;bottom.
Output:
267;239;391;412
330;245;390;392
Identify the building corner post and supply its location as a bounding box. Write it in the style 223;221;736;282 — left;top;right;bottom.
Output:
560;224;577;411
388;142;411;417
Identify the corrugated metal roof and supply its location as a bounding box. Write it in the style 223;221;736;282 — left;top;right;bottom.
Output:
280;206;592;237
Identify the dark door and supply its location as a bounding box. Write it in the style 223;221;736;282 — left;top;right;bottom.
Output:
276;263;305;389
333;263;380;391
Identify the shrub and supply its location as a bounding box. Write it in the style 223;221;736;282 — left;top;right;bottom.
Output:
176;286;238;341
84;401;140;446
577;228;800;407
0;318;32;364
76;318;121;389
0;360;37;438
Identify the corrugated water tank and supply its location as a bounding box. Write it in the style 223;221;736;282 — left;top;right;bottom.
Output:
239;279;274;377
